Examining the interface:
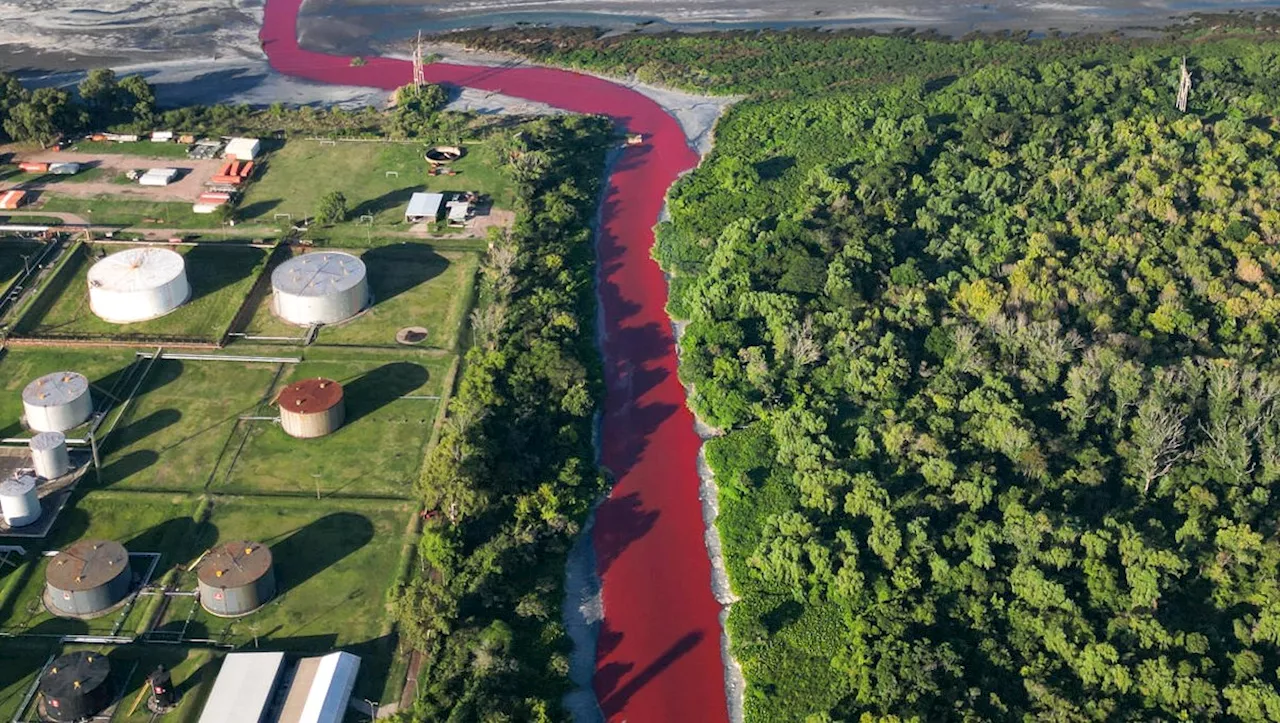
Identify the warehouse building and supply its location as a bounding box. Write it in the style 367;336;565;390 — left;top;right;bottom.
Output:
198;651;361;723
197;651;285;723
224;137;261;161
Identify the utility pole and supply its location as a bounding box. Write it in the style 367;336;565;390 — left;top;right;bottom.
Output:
412;31;425;88
1176;57;1192;113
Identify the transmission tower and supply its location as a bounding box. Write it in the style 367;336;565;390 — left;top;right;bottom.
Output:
1176;57;1192;113
412;31;425;87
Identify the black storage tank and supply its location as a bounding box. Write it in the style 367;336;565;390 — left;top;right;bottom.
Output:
39;651;112;722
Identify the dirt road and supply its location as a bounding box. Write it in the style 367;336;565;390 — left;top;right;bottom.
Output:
2;150;221;202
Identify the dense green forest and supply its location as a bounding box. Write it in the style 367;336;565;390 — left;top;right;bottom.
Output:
458;24;1280;722
388;113;611;722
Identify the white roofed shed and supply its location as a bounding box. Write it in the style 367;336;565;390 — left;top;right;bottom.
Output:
405;192;444;222
224;137;261;161
197;652;285;723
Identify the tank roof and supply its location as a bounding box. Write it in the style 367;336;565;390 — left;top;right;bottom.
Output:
272;252;366;297
47;539;129;591
87;247;185;293
277;378;344;414
40;651;110;698
22;372;89;407
0;475;35;496
29;431;67;451
198;540;273;588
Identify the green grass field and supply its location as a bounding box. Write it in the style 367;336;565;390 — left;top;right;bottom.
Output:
0;639;218;723
15;243;267;341
158;495;413;701
72;140;194;159
0;346;142;438
214;351;448;498
0;239;45;291
39;195;211;229
99;358;283;492
0;491;203;637
238;140;514;230
240;245;478;350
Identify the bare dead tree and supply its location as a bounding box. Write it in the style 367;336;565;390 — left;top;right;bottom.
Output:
789;315;822;367
469;303;507;352
1134;399;1189;494
1176;57;1192;113
484;242;518;297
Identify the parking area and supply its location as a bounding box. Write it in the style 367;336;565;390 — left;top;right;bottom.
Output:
0;148;222;202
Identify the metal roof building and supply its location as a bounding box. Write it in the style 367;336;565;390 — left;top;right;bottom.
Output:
405;192;444;222
277;652;361;723
224;137;261;161
197;652;285;723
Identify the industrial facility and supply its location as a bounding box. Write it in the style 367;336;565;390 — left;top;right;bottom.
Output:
22;371;93;433
30;430;71;479
87;247;191;323
270;252;369;326
277;378;345;439
39;651;113;723
46;539;134;617
0;475;40;528
197;651;360;723
197;540;276;616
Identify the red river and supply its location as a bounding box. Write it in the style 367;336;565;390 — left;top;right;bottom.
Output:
259;2;729;721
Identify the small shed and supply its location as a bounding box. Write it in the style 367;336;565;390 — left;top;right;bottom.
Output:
151;131;174;142
224;138;261;161
0;190;27;210
405;192;444;223
197;652;285;723
446;200;471;225
139;168;179;186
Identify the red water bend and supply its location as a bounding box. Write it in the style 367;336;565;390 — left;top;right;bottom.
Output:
258;3;729;721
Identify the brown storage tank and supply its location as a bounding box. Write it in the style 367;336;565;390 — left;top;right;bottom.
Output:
46;539;133;617
277;378;344;439
197;540;276;616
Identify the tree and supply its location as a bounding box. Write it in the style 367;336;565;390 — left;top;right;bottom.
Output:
117;75;156;126
3;87;80;148
77;68;119;120
315;191;348;225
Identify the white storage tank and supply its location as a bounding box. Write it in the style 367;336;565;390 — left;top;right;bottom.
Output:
88;247;191;324
23;371;93;432
271;252;369;326
0;475;40;527
30;431;70;479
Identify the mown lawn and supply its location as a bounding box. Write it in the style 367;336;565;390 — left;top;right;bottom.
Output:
240;245;477;350
72;140;194;159
15;243;267;341
0;346;141;438
39;195;211;229
238;139;514;229
159;495;412;702
214;349;448;498
0;639;218;723
99;358;282;492
0;491;203;637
